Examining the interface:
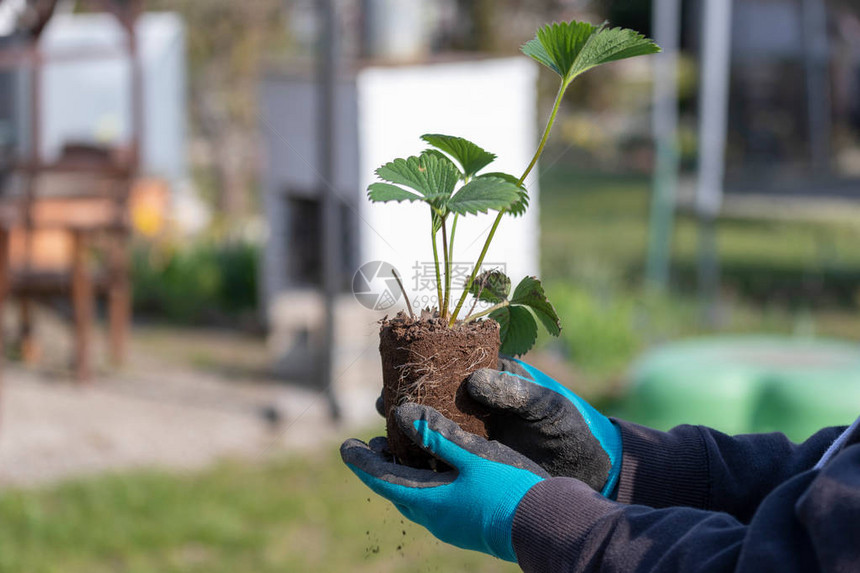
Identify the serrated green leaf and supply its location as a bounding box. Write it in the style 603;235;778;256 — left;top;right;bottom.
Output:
478;172;521;186
447;177;521;216
421;149;453;167
568;25;661;81
522;20;597;78
511;276;562;336
479;173;529;217
468;270;511;304
421;134;497;179
520;36;557;74
491;305;538;357
521;20;659;87
373;153;460;202
508;189;530;217
367;183;423;203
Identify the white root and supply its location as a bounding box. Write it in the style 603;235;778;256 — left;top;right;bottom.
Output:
392;345;491;405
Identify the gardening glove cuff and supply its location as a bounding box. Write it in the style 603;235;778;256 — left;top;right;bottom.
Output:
341;403;549;562
467;358;622;496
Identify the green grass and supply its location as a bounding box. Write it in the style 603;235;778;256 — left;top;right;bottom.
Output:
0;437;518;573
540;163;860;288
536;162;860;382
9;163;860;573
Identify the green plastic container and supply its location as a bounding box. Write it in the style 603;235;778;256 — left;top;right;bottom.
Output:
614;336;860;441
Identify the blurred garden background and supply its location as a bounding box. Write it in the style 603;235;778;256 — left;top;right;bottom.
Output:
0;0;859;571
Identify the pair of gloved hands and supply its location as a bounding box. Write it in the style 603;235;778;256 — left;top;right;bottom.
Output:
341;358;622;562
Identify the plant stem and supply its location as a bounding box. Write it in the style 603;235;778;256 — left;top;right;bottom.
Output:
441;216;451;319
448;214;502;326
448;213;458;266
448;81;568;327
447;213;458;309
431;221;444;315
391;269;415;319
465;300;509;322
517;82;566;187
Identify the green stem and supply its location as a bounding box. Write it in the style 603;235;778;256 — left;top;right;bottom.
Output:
446;213;459;313
448;81;568;327
441;216;451;319
431;219;444;315
447;213;459;266
465;300;509;322
517;82;566;187
448;214;503;327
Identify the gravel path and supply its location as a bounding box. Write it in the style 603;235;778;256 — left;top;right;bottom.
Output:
0;321;380;487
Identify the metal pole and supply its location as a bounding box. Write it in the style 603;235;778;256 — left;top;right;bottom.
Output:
801;0;831;175
646;0;681;291
317;0;341;421
695;0;733;325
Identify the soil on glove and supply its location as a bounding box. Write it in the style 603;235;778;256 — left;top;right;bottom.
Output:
379;309;500;468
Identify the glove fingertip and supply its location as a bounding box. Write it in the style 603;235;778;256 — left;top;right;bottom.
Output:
466;368;504;403
368;436;390;455
468;369;533;413
340;438;372;467
394;403;461;459
393;402;434;439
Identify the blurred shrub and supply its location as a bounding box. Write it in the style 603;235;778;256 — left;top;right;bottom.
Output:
544;281;713;381
132;235;259;326
546;282;639;378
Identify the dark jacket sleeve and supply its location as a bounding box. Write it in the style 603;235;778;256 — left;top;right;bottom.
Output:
612;420;844;522
511;442;860;573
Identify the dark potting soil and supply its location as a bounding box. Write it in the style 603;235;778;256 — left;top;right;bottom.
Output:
379;309;500;468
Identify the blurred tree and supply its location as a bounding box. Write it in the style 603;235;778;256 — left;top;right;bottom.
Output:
147;0;287;219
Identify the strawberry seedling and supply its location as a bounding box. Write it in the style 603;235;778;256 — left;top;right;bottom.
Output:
368;20;659;465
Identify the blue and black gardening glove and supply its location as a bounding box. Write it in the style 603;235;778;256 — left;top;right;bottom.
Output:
467;357;622;497
341;403;549;562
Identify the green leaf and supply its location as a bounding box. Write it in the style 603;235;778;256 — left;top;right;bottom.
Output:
446;177;521;216
367;183;423;203
478;171;521;185
421;149;453;166
468;270;511;304
508;189;530;217
569;25;661;80
421;134;497;179
479;172;529;217
522;20;598;78
373;152;460;202
522;21;660;87
491;305;538;357
511;276;562;336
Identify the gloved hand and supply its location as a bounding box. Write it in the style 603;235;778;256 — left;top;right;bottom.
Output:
341;403;548;562
466;357;622;497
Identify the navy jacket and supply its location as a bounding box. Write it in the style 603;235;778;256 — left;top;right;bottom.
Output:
512;417;860;572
